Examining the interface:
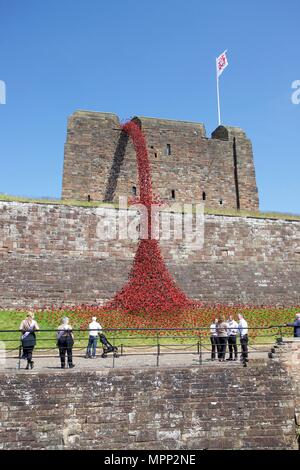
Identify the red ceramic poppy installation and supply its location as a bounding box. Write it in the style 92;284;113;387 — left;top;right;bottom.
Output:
105;119;197;315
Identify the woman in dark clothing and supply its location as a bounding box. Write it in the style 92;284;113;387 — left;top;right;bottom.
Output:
216;315;228;362
19;313;40;370
57;317;75;369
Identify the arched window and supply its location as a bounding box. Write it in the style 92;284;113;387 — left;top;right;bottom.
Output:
171;189;176;200
132;186;137;196
202;191;206;201
87;194;91;202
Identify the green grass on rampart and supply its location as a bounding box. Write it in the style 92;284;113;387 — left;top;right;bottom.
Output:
0;309;289;353
1;193;300;221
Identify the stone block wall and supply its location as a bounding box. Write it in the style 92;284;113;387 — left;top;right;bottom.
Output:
272;339;300;430
0;201;300;308
0;361;297;450
62;111;259;211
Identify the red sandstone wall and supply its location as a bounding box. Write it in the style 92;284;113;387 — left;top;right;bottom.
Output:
0;362;296;450
0;201;299;308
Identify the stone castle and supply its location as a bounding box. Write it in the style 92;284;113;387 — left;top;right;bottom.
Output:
62;111;259;211
0;110;299;308
1;111;300;452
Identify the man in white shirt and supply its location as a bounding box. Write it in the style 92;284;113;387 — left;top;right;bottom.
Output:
226;314;238;361
237;313;249;364
210;318;218;361
85;317;102;358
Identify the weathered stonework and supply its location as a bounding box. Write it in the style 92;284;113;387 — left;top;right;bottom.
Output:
272;338;300;429
0;361;297;450
0;201;299;308
62;111;259;211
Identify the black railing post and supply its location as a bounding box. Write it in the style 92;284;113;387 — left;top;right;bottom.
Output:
279;326;283;344
199;335;202;366
112;336;115;368
156;332;160;367
18;342;22;370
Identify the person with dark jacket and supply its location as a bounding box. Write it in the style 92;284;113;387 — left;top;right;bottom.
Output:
286;313;300;338
19;312;40;370
57;317;75;369
216;316;228;362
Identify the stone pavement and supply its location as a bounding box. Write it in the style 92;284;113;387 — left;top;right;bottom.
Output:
1;345;271;372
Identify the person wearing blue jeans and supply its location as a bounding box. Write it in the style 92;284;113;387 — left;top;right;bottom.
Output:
86;335;97;358
85;317;102;358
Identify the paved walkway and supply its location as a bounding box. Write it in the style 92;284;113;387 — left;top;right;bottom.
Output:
1;345;271;372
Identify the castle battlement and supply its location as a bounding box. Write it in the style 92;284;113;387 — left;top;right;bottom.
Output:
62;111;259;211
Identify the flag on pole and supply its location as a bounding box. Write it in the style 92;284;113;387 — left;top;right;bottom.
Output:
216;50;228;125
216;50;228;78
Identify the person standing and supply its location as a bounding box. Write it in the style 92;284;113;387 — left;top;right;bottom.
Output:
286;313;300;338
216;316;228;362
237;313;249;364
85;316;102;358
19;312;40;370
210;318;218;361
57;317;75;369
226;314;238;361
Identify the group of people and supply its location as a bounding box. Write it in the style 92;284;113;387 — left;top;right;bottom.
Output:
19;313;117;370
18;311;300;370
210;313;249;364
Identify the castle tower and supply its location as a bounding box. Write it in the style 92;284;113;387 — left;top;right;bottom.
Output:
62;111;259;211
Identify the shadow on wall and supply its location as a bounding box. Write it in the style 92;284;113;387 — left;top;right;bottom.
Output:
103;130;129;202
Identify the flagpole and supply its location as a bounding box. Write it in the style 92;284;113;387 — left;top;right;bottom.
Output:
216;60;221;126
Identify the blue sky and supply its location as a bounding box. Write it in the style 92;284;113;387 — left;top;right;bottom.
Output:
0;0;299;213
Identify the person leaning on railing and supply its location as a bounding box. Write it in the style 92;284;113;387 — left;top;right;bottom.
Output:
19;312;40;370
85;316;102;359
216;315;228;362
57;317;75;369
285;313;300;338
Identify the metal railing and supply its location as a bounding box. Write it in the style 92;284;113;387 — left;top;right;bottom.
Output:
0;325;290;370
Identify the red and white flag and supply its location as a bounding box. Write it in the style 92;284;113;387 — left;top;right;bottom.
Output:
216;50;228;78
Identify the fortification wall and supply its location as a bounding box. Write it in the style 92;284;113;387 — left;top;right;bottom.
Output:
62;111;259;211
0;201;299;308
0;360;297;450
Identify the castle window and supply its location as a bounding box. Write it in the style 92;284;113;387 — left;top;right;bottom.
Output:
219;199;223;205
87;194;91;202
132;186;137;196
165;144;171;156
154;152;158;158
171;190;176;200
202;191;206;201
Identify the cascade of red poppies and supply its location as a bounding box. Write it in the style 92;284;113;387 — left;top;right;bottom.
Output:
105;119;197;314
